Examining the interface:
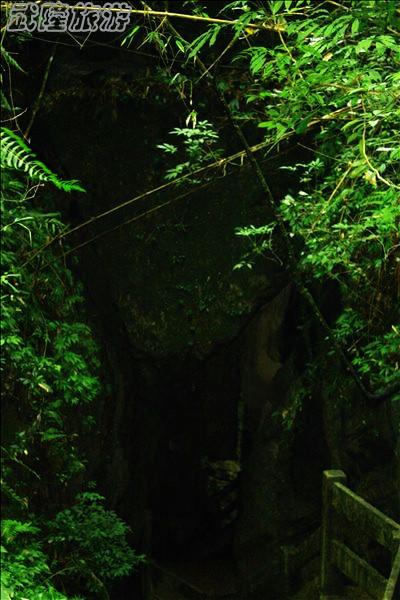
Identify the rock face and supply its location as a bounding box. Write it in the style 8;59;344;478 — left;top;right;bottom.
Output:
35;47;286;469
29;44;399;598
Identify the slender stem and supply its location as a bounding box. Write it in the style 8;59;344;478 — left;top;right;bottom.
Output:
22;139;272;267
162;10;400;404
0;3;284;32
24;44;56;139
361;125;399;190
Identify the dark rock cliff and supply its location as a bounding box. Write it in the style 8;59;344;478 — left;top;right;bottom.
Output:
23;41;399;599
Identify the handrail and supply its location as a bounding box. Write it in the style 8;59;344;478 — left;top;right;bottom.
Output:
320;469;400;600
332;482;400;552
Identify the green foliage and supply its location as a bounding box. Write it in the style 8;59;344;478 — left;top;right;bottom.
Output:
1;164;101;491
157;117;223;183
1;44;142;598
350;326;400;389
2;5;398;598
48;493;144;593
0;45;25;73
234;223;279;270
0;128;85;193
235;0;400;399
0;163;140;594
1;520;80;600
187;24;222;59
1;494;144;600
140;0;399;405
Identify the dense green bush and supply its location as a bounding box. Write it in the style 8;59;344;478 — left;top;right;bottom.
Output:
1;53;143;599
1;520;78;600
137;0;399;406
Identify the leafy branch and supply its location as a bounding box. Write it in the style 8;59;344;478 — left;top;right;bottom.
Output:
0;128;84;193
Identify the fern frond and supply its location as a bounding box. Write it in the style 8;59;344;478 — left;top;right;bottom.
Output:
0;128;85;193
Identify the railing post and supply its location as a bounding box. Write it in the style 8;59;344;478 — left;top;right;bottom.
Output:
320;469;347;599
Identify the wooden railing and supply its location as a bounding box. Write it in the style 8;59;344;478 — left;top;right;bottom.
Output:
320;470;400;600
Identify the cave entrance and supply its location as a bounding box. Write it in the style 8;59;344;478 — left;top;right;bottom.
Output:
148;351;242;565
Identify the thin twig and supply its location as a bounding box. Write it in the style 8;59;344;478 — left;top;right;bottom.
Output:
35;148;294;266
21;139;272;267
361;125;399;190
196;34;238;83
61;182;212;259
24;44;56;139
1;445;41;480
326;162;353;203
0;3;285;32
160;6;400;404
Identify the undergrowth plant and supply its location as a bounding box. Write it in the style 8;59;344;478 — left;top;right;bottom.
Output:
1;45;143;599
240;0;400;398
157;116;223;183
124;0;400;416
